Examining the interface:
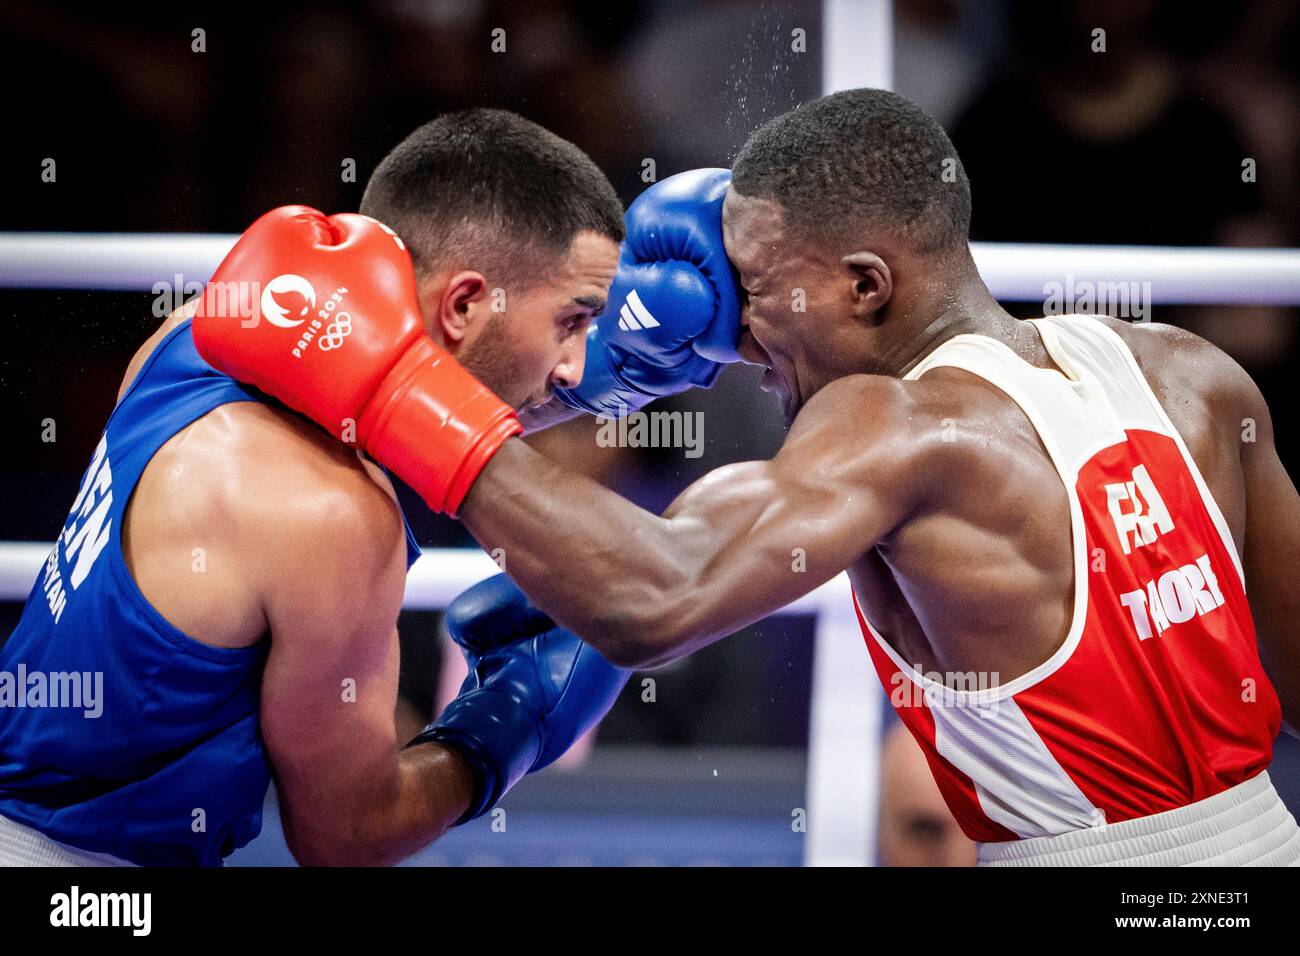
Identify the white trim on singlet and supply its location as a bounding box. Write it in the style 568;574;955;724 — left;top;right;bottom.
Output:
1034;315;1246;585
857;333;1094;704
857;583;1108;839
858;314;1261;845
858;314;1244;702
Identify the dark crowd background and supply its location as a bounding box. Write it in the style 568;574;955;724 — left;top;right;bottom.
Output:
1;0;1298;864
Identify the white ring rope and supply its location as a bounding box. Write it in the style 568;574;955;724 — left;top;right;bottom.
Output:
1;232;1299;304
0;542;853;615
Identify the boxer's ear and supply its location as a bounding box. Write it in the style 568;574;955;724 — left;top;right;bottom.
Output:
842;251;892;324
428;270;489;346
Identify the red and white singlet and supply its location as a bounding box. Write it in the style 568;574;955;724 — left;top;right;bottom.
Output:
859;314;1300;866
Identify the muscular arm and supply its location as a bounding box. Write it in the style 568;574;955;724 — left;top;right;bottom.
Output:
460;376;926;667
257;455;473;866
1237;371;1300;737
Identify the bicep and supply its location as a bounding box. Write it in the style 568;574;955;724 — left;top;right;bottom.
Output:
260;618;402;809
659;465;880;638
257;516;409;860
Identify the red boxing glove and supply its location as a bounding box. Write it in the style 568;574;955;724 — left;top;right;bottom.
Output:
192;206;520;514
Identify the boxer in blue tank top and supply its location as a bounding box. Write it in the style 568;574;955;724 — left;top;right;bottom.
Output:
0;317;423;864
0;108;661;865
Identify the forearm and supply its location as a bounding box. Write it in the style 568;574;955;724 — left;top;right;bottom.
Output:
459;385;890;666
282;742;474;866
382;742;476;857
459;438;690;663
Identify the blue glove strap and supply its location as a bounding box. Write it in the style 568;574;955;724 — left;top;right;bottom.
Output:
410;689;542;824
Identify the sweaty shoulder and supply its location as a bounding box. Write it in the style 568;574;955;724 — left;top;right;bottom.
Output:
1095;316;1265;431
223;405;408;588
133;402;409;646
785;373;966;501
791;373;929;448
1087;317;1270;552
799;361;1087;527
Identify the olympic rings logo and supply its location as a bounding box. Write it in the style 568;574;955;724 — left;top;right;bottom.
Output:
317;313;353;351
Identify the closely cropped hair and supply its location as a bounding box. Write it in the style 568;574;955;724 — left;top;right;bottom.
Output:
361;109;625;287
732;89;971;255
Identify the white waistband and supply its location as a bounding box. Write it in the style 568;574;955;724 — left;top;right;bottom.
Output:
977;771;1300;866
0;813;134;867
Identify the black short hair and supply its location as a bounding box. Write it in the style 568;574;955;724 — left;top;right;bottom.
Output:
360;109;625;287
731;89;971;256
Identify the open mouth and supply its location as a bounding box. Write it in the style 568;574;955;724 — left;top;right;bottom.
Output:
737;328;772;369
737;329;785;396
522;386;554;411
738;329;784;395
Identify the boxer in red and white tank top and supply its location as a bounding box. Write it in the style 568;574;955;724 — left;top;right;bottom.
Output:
452;94;1300;867
859;314;1296;865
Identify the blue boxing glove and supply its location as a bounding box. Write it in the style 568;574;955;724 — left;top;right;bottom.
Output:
410;574;630;823
556;168;743;418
